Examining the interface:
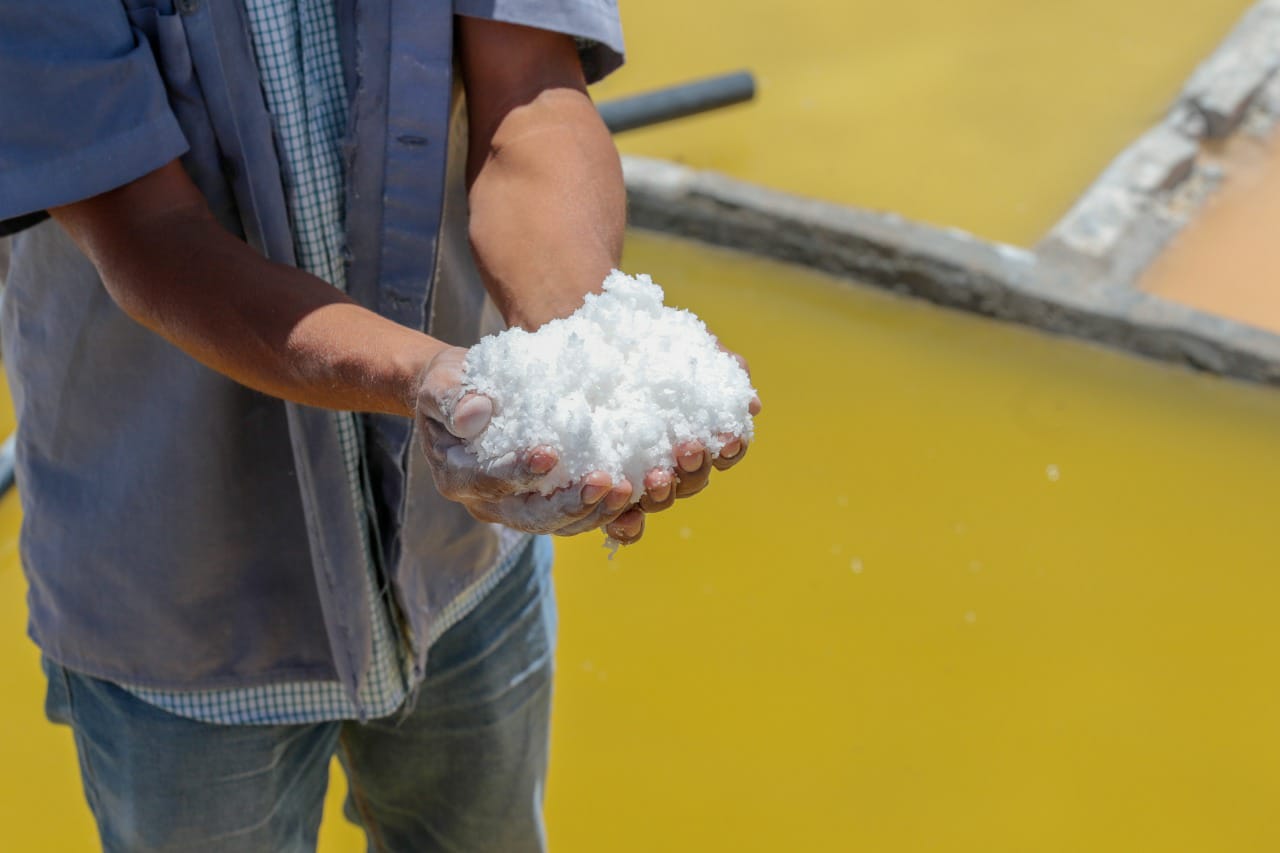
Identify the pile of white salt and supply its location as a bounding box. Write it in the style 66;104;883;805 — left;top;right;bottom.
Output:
462;271;756;501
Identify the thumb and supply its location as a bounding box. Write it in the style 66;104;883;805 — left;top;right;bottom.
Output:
415;346;493;439
447;392;494;440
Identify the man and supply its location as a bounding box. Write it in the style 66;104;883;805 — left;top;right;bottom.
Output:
0;0;755;850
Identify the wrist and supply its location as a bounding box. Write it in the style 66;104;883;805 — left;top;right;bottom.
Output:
394;338;449;418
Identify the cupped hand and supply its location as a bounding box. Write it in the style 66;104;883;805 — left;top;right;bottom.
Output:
414;346;638;535
414;343;760;546
620;343;762;544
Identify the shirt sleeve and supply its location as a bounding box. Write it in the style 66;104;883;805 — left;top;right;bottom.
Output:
0;1;189;220
454;0;625;83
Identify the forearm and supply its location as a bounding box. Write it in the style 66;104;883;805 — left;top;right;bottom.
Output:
460;20;626;331
53;164;444;417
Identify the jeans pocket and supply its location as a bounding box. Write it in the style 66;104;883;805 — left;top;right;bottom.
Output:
41;656;73;727
415;539;556;720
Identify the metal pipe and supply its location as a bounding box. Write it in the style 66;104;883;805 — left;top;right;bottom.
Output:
599;70;756;134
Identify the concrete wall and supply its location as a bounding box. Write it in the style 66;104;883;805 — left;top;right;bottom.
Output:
623;0;1280;389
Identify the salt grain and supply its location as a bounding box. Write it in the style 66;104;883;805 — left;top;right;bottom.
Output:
462;271;757;500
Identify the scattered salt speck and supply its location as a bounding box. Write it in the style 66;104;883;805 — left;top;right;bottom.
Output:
582;660;595;672
850;558;864;575
678;526;693;540
964;610;978;625
463;271;757;500
1045;463;1060;482
968;560;983;573
953;521;968;535
835;495;849;508
830;544;843;556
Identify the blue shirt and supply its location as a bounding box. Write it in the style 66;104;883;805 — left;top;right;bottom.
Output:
0;0;622;720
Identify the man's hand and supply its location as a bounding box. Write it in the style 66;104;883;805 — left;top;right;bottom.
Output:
631;345;762;542
413;346;640;536
412;342;760;545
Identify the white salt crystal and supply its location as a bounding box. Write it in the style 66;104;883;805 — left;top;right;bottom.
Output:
461;271;757;501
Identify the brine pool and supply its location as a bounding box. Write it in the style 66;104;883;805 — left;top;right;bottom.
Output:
1;233;1278;852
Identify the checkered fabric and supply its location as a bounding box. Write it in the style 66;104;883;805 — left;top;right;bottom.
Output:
117;0;531;724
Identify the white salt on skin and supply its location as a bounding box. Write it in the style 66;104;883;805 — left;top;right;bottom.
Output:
462;271;757;502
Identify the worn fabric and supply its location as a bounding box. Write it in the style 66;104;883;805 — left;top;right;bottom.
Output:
0;1;189;218
44;535;556;852
121;0;414;724
0;0;621;715
122;534;531;725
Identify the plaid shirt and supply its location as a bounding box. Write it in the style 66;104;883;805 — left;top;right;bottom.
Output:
122;0;528;724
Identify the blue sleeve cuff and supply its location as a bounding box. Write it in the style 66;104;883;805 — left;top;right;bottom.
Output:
0;111;189;220
455;0;625;83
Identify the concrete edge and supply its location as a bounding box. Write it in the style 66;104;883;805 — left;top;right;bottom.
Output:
622;157;1280;387
1038;0;1280;284
621;0;1280;390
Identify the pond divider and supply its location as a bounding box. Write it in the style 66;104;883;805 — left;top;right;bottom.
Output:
623;0;1280;390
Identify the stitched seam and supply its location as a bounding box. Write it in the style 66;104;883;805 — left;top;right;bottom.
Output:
338;730;390;853
58;667;108;831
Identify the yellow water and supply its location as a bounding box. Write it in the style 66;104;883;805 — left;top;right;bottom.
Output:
4;232;1280;850
543;233;1280;851
592;0;1254;245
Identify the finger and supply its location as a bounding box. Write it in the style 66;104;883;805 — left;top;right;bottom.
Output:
433;442;524;500
441;445;517;500
579;470;613;506
748;394;763;416
553;477;636;537
712;434;749;471
447;392;493;440
494;471;615;534
639;469;675;514
423;431;530;502
525;445;559;476
674;448;713;499
603;478;634;514
675;440;706;475
472;445;561;492
423;415;562;499
604;507;645;544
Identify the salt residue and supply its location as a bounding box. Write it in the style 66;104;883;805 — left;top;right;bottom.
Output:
462;271;757;500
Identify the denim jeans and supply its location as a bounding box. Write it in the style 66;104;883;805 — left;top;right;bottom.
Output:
43;536;556;853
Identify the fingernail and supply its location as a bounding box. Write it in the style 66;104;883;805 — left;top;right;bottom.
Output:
450;394;493;440
605;489;631;512
582;483;609;504
678;451;701;473
650;483;671;503
526;449;557;476
720;439;742;459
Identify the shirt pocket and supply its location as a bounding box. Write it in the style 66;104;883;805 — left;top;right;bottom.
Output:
127;2;240;233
